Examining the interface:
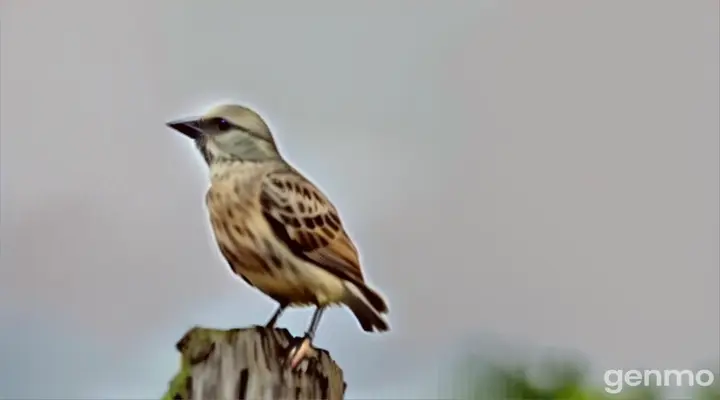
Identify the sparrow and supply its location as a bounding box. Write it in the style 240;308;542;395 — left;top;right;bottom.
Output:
166;103;389;368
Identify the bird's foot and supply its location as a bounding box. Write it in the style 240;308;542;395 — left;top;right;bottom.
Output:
284;334;317;370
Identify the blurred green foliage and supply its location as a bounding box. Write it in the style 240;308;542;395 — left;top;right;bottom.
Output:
448;354;718;400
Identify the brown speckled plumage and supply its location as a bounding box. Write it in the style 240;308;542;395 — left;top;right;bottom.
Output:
205;160;387;314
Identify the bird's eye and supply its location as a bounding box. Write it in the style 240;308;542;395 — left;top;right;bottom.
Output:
217;118;231;132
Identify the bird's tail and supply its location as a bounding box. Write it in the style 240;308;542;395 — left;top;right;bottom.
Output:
343;282;389;333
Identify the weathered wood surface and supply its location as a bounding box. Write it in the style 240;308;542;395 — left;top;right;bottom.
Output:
162;326;345;400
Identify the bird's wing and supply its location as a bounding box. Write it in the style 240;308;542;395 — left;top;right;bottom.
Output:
259;169;365;285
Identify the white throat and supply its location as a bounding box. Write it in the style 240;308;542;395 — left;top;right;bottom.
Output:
206;134;280;163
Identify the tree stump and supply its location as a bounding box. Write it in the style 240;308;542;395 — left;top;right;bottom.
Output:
162;326;346;400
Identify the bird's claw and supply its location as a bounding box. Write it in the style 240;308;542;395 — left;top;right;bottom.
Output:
284;335;316;370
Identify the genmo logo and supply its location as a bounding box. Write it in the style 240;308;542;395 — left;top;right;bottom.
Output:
603;369;716;394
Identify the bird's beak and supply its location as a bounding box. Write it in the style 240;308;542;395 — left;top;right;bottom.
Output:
166;117;203;139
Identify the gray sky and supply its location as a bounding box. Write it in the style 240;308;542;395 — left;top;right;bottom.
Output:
1;1;718;398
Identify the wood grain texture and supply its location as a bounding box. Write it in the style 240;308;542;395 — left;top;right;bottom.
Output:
163;326;345;400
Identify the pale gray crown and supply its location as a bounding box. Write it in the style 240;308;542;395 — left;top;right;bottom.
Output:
202;104;274;143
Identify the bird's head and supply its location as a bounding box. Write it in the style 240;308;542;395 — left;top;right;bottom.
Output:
166;103;281;164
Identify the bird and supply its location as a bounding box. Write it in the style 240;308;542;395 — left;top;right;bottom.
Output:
166;103;389;368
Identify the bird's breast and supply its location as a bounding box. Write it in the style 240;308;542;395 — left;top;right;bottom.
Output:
206;185;270;275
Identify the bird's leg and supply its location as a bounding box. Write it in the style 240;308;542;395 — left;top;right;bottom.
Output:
265;302;287;328
286;307;325;369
